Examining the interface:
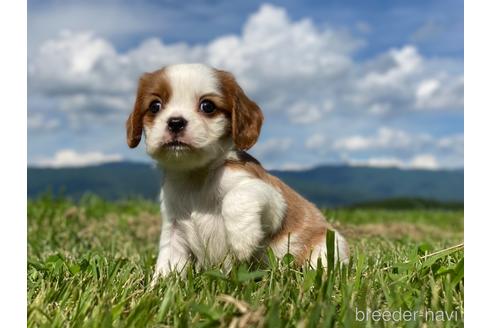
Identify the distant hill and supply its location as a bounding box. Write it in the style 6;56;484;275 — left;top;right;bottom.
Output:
27;161;463;207
270;165;463;207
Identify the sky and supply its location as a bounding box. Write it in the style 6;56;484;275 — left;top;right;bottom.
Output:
27;0;463;170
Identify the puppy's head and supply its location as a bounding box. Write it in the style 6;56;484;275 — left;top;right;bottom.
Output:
126;64;263;170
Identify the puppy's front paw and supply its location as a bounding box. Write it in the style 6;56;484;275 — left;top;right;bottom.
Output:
150;266;169;288
151;258;190;287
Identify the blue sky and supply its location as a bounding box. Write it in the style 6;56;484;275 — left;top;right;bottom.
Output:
28;0;463;169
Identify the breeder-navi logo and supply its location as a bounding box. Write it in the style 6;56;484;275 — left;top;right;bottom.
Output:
355;307;462;323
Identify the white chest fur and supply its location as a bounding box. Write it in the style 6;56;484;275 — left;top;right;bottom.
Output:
162;185;230;267
154;166;286;276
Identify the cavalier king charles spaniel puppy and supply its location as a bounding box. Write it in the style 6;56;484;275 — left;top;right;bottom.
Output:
126;64;349;281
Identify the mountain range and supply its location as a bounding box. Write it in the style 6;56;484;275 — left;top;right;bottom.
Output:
27;162;464;206
27;161;463;207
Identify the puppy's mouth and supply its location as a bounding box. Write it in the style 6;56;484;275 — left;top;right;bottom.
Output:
162;140;193;151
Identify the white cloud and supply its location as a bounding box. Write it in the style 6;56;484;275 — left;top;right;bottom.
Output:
335;135;371;151
36;149;123;168
349;157;404;168
28;4;463;127
28;113;60;131
306;133;327;150
368;103;390;115
29;31;122;96
347;45;463;113
252;137;293;158
437;134;464;151
409;154;438;169
59;94;131;114
416;79;440;99
28;2;174;56
348;154;439;170
278;162;314;171
208;4;361;88
415;75;464;110
287;103;321;124
358;46;422;89
333;127;416;151
306;129;463;169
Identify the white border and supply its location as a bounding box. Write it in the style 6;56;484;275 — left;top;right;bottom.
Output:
0;0;27;323
465;0;492;326
1;0;477;325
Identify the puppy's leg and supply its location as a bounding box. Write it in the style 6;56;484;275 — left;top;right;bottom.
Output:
309;230;350;268
222;180;284;261
152;221;190;285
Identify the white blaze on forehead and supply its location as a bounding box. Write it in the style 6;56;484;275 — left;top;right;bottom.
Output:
165;64;222;105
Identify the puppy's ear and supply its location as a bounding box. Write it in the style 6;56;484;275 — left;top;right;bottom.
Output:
126;109;142;148
216;70;264;150
126;73;150;148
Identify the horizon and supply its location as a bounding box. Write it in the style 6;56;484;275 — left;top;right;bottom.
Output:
27;158;464;172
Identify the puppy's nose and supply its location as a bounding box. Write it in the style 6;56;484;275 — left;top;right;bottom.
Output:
167;117;187;134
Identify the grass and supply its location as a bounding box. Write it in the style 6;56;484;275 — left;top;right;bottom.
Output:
28;194;464;327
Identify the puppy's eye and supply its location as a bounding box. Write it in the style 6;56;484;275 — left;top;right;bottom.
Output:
199;100;216;114
149;101;161;114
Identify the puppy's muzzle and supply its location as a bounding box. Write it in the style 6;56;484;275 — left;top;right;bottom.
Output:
167;117;187;135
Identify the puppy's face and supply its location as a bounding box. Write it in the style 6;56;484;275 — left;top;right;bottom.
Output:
126;64;263;170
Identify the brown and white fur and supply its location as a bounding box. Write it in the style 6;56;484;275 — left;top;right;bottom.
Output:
126;63;349;280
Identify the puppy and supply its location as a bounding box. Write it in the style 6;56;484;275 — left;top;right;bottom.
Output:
126;63;349;279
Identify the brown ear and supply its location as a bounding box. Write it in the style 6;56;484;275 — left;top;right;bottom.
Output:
216;70;264;150
126;111;142;148
126;74;149;148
